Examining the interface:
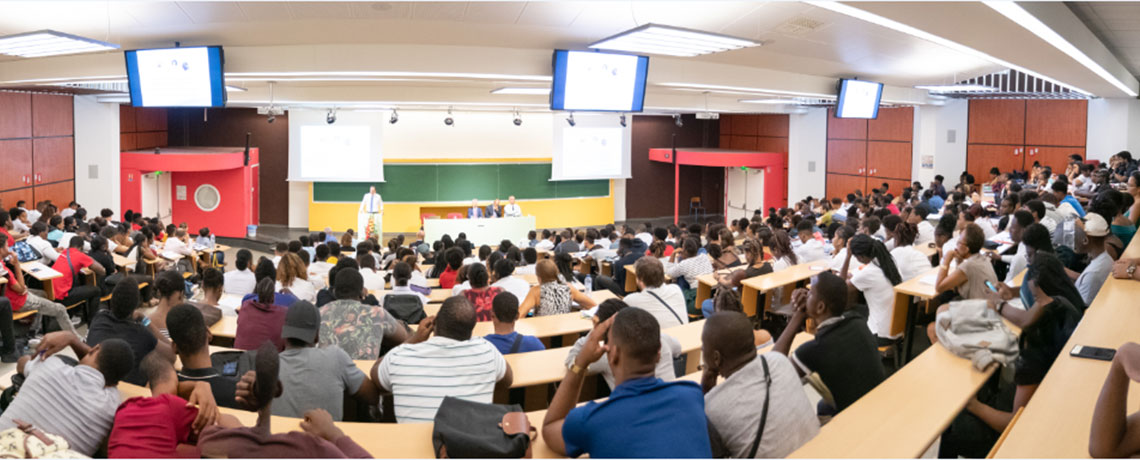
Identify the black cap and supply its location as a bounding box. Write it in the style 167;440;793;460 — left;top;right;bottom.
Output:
281;301;320;345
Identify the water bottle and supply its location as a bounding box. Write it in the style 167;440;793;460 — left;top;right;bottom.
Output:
584;274;593;293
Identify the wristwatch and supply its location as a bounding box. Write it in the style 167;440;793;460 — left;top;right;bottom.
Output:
568;362;587;377
1128;264;1137;279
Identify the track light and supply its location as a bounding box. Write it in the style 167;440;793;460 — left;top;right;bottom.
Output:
566;112;576;127
674;114;683;128
513;110;522;126
619;114;627;127
326;108;337;124
389;109;398;124
444;107;454;126
267;114;275;124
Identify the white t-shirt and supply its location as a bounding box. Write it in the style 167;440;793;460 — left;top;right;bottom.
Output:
451;280;471;296
359;268;386;292
850;262;898;339
828;248;848;272
534;240;555;251
891;245;933;282
27;235;59;265
793;239;830;264
492;276;531;304
635;232;654;248
277;278;317;303
624;284;688;328
1076;252;1113;306
223;269;256;295
916;221;935;246
1003;243;1028;284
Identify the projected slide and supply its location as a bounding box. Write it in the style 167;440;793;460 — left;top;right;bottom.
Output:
562;52;641;112
560;127;623;179
837;80;883;119
134;48;215;107
300;125;371;180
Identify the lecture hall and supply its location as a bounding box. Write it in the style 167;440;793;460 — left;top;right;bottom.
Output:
0;0;1139;458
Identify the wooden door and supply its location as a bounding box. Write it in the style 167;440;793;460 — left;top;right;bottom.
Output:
0;92;31;139
868;177;912;196
868;107;914;142
967;144;1024;182
827;174;867;199
866;141;912;180
33;180;73;207
1027;146;1085;173
32;137;74;185
828;108;868;140
968;99;1025;145
827;140;867;175
0;139;33;191
1025;100;1087;148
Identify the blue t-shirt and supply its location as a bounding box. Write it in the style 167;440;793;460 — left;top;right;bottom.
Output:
562;377;712;458
1061;195;1086;218
483;332;545;355
241;292;300;308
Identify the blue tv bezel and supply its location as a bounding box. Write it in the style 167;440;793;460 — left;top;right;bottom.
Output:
125;45;226;108
550;49;649;113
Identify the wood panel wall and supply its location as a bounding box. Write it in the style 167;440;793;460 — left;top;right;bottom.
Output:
966;99;1086;182
0;91;74;210
119;106;168;151
627;114;721;221
720;113;790;208
825;106;913;199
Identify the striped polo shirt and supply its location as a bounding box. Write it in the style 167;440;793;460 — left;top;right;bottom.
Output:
0;357;121;455
377;336;507;423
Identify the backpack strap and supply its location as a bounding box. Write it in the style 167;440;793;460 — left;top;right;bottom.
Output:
646;290;685;326
747;356;772;458
509;333;524;354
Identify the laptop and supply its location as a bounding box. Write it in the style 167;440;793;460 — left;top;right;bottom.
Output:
11;240;42;263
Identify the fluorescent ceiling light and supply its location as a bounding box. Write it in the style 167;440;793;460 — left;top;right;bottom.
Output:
983;1;1138;97
0;30;118;58
915;84;998;92
589;23;758;57
659;82;835;99
225;85;247;92
490;87;550;95
225;71;552;82
739;98;805;104
808;1;1093;96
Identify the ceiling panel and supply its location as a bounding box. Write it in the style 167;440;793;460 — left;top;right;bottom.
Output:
411;2;468;21
124;2;193;28
286;2;355;21
178;2;247;24
1067;2;1140;82
234;2;293;22
462;2;526;24
515;2;585;27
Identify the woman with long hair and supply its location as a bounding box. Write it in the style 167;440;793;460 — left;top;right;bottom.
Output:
840;234;904;342
519;259;596;317
276;252;316;303
887;219;933;282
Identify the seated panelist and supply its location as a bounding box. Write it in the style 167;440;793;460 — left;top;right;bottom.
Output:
467;199;484;219
486;199;504;219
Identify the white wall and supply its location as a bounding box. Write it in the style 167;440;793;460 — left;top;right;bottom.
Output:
383;110;553;160
288;181;309;228
788;108;827;202
613;179;626;222
912;99;968;189
73;96;120;216
1086;98;1140;162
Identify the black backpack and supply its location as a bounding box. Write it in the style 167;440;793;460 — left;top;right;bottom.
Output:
384;294;426;325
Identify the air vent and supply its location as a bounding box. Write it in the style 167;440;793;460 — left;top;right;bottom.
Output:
775;16;826;35
928;69;1090;100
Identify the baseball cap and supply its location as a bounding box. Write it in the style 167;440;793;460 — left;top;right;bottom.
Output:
281;301;320;345
1084;213;1110;237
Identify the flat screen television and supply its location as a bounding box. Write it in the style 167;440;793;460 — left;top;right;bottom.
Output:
835;79;883;119
125;46;226;107
550;49;649;112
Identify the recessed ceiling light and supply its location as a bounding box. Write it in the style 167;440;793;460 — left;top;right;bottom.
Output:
915;84;998;93
983;1;1138;97
490;87;551;95
0;30;118;58
589;23;758;57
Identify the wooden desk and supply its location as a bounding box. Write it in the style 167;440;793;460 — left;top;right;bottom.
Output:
695;266;747;310
789;344;999;458
623;263;672;293
994;240;1140;458
385;278;441;289
21;261;62;300
738;262;827;318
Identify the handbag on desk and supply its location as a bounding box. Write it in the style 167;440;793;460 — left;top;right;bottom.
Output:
432;397;536;458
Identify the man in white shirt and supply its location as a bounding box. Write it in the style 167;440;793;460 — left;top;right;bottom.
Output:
25;222;59;265
223;249;257;295
307;244;335;288
490;259;531;303
25;202;42;224
534;231;556;251
58;201;79;219
358;186;383;240
1073;213;1113;305
622;257;688;328
634;224;654;248
998;211;1034;284
161;229;196;268
911;205;935;246
792;221;829;263
503;196;522;218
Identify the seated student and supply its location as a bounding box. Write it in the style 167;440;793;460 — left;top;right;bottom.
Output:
167;303;241;409
888;220;934;281
936;223;1000;301
461;263;502;322
320;268;409;360
1;331;134;456
910;203;936;246
624;256;687;328
201;344;371;458
1090;342;1140;458
1070;213;1113;305
379;261;430;311
25;221;60;264
51;236;104;323
267;301;381;420
601;235;648;295
357;253;385;291
236;278;288;351
375;296;513;423
936;253;1082;458
484;292;545;355
774;271;886;414
307;244;335;285
189;267;225;325
839;234;904;344
544;307;711;458
519;259;596;318
108;352;219;458
793;219;830;263
491;258;530;302
702;238;774;318
702;311;820;458
666;236;714;287
0;234;79;338
515;247;539;275
438;246;464;289
87;279;169;386
224;249;257;295
828;226;854;272
272;252;316;304
128;227;168;273
565;298;681;390
860;215;886;242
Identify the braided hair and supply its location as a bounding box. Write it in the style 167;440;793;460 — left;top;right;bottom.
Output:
849;233;903;285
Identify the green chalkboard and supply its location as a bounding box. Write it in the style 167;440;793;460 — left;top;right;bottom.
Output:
312;163;608;202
